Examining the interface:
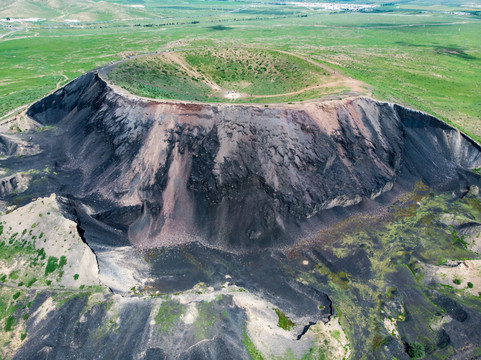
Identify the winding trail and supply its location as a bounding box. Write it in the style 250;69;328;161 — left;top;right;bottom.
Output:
163;52;223;93
0;104;29;122
1;31;40;41
0;29;18;40
275;49;367;94
249;80;348;99
55;73;69;90
0;73;69;123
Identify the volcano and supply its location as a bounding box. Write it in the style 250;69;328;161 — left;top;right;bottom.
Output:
2;69;481;360
21;71;481;250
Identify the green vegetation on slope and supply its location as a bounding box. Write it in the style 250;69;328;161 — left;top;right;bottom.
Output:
108;47;335;103
0;287;33;355
154;299;185;332
193;300;218;340
182;47;328;96
242;332;265;360
109;54;212;102
295;183;481;358
274;308;296;331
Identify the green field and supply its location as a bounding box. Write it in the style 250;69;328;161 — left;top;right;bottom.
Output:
0;1;480;140
107;48;339;102
182;48;329;96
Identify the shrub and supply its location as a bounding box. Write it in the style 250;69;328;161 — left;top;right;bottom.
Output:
27;278;37;287
59;256;67;268
73;274;79;281
45;256;58;275
407;342;425;359
453;278;462;285
467;282;474;288
4;316;16;331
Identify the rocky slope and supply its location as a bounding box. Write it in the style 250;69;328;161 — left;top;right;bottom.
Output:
24;71;481;250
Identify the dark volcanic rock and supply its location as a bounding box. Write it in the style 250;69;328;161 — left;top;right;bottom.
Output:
25;72;481;249
0;134;19;157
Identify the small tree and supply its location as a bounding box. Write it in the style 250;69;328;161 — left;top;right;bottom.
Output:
407;342;425;359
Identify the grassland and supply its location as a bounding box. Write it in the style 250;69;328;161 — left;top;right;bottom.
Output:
0;3;479;138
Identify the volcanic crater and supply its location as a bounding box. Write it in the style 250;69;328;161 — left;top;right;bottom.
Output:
21;68;481;251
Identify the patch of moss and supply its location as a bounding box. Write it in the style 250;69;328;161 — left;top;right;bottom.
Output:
274;308;295;331
451;228;468;248
26;277;36;287
59;256;67;268
8;270;20;280
154;299;185;333
407;342;425;359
